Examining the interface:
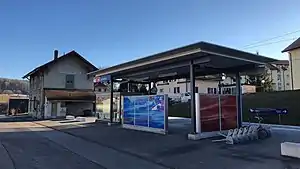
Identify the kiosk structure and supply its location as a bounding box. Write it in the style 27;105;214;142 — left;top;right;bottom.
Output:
88;41;277;138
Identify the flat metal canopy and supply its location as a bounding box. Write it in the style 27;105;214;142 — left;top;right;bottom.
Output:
88;41;277;81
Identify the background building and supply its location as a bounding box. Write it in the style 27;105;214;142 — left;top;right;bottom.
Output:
156;76;256;101
23;50;97;119
268;60;290;91
282;37;300;90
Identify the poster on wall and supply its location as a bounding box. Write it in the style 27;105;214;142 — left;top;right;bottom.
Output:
134;96;149;127
148;95;165;129
196;94;238;134
123;96;135;125
123;94;167;134
199;94;220;132
220;95;237;130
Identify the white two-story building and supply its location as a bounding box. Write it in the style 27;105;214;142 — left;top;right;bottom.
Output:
282;37;300;90
156;75;255;101
23;50;97;119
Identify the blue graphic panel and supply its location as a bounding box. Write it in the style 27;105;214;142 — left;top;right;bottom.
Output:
134;96;149;127
123;95;167;132
123;96;135;125
148;95;165;129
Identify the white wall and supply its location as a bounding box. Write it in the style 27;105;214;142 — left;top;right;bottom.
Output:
156;79;219;98
268;65;290;91
43;57;93;90
289;49;300;90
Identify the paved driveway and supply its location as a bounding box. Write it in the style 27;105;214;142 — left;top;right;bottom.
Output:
0;115;300;169
37;119;300;169
0;123;103;169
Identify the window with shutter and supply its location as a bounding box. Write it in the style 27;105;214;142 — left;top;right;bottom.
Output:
65;74;75;89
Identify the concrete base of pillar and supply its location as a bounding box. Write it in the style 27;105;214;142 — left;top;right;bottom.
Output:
107;122;120;126
188;131;221;140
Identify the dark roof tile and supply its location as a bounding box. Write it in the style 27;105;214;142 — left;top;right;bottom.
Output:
23;51;97;79
282;37;300;52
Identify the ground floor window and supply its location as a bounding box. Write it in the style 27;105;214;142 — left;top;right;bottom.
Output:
207;87;217;94
174;87;180;93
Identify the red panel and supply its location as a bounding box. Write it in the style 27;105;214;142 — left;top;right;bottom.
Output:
220;95;237;130
200;95;220;132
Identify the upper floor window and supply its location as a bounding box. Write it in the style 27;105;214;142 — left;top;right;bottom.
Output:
65;74;75;89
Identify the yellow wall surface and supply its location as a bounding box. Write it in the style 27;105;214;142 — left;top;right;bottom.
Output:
0;94;29;104
289;49;300;90
0;94;10;103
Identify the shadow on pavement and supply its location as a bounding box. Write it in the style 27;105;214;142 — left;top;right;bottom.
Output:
0;116;300;169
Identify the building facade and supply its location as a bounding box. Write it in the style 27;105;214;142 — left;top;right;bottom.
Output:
267;60;290;91
282;38;300;90
23;50;97;119
156;76;255;101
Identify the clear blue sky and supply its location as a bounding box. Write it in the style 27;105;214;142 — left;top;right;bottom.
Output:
1;0;300;79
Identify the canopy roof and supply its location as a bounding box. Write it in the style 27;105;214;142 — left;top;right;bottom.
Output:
88;42;277;82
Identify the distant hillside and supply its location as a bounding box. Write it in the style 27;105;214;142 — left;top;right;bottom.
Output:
0;78;29;95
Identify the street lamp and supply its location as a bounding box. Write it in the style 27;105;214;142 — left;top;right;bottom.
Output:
221;73;226;80
261;79;265;92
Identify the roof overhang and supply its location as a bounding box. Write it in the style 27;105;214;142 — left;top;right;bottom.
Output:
23;51;98;79
44;89;95;101
88;42;277;82
282;37;300;53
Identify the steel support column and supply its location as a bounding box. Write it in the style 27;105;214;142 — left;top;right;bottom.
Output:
148;82;151;95
236;72;242;128
110;79;114;123
190;60;196;133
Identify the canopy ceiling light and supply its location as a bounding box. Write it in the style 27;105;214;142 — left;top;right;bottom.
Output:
158;72;177;78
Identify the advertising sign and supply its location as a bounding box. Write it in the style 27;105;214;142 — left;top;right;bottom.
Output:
148;95;166;129
199;95;220;132
195;94;238;133
220;95;237;130
95;92;120;122
123;94;168;134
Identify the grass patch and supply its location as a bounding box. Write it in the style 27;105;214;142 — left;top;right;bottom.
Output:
168;102;190;118
242;90;300;126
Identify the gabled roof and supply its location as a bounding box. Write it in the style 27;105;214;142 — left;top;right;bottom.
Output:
23;51;97;79
282;37;300;52
88;41;277;77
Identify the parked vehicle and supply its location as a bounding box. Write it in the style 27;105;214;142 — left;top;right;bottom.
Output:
180;92;191;103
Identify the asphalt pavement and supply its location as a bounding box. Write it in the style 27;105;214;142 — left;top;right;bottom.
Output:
0;115;300;169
